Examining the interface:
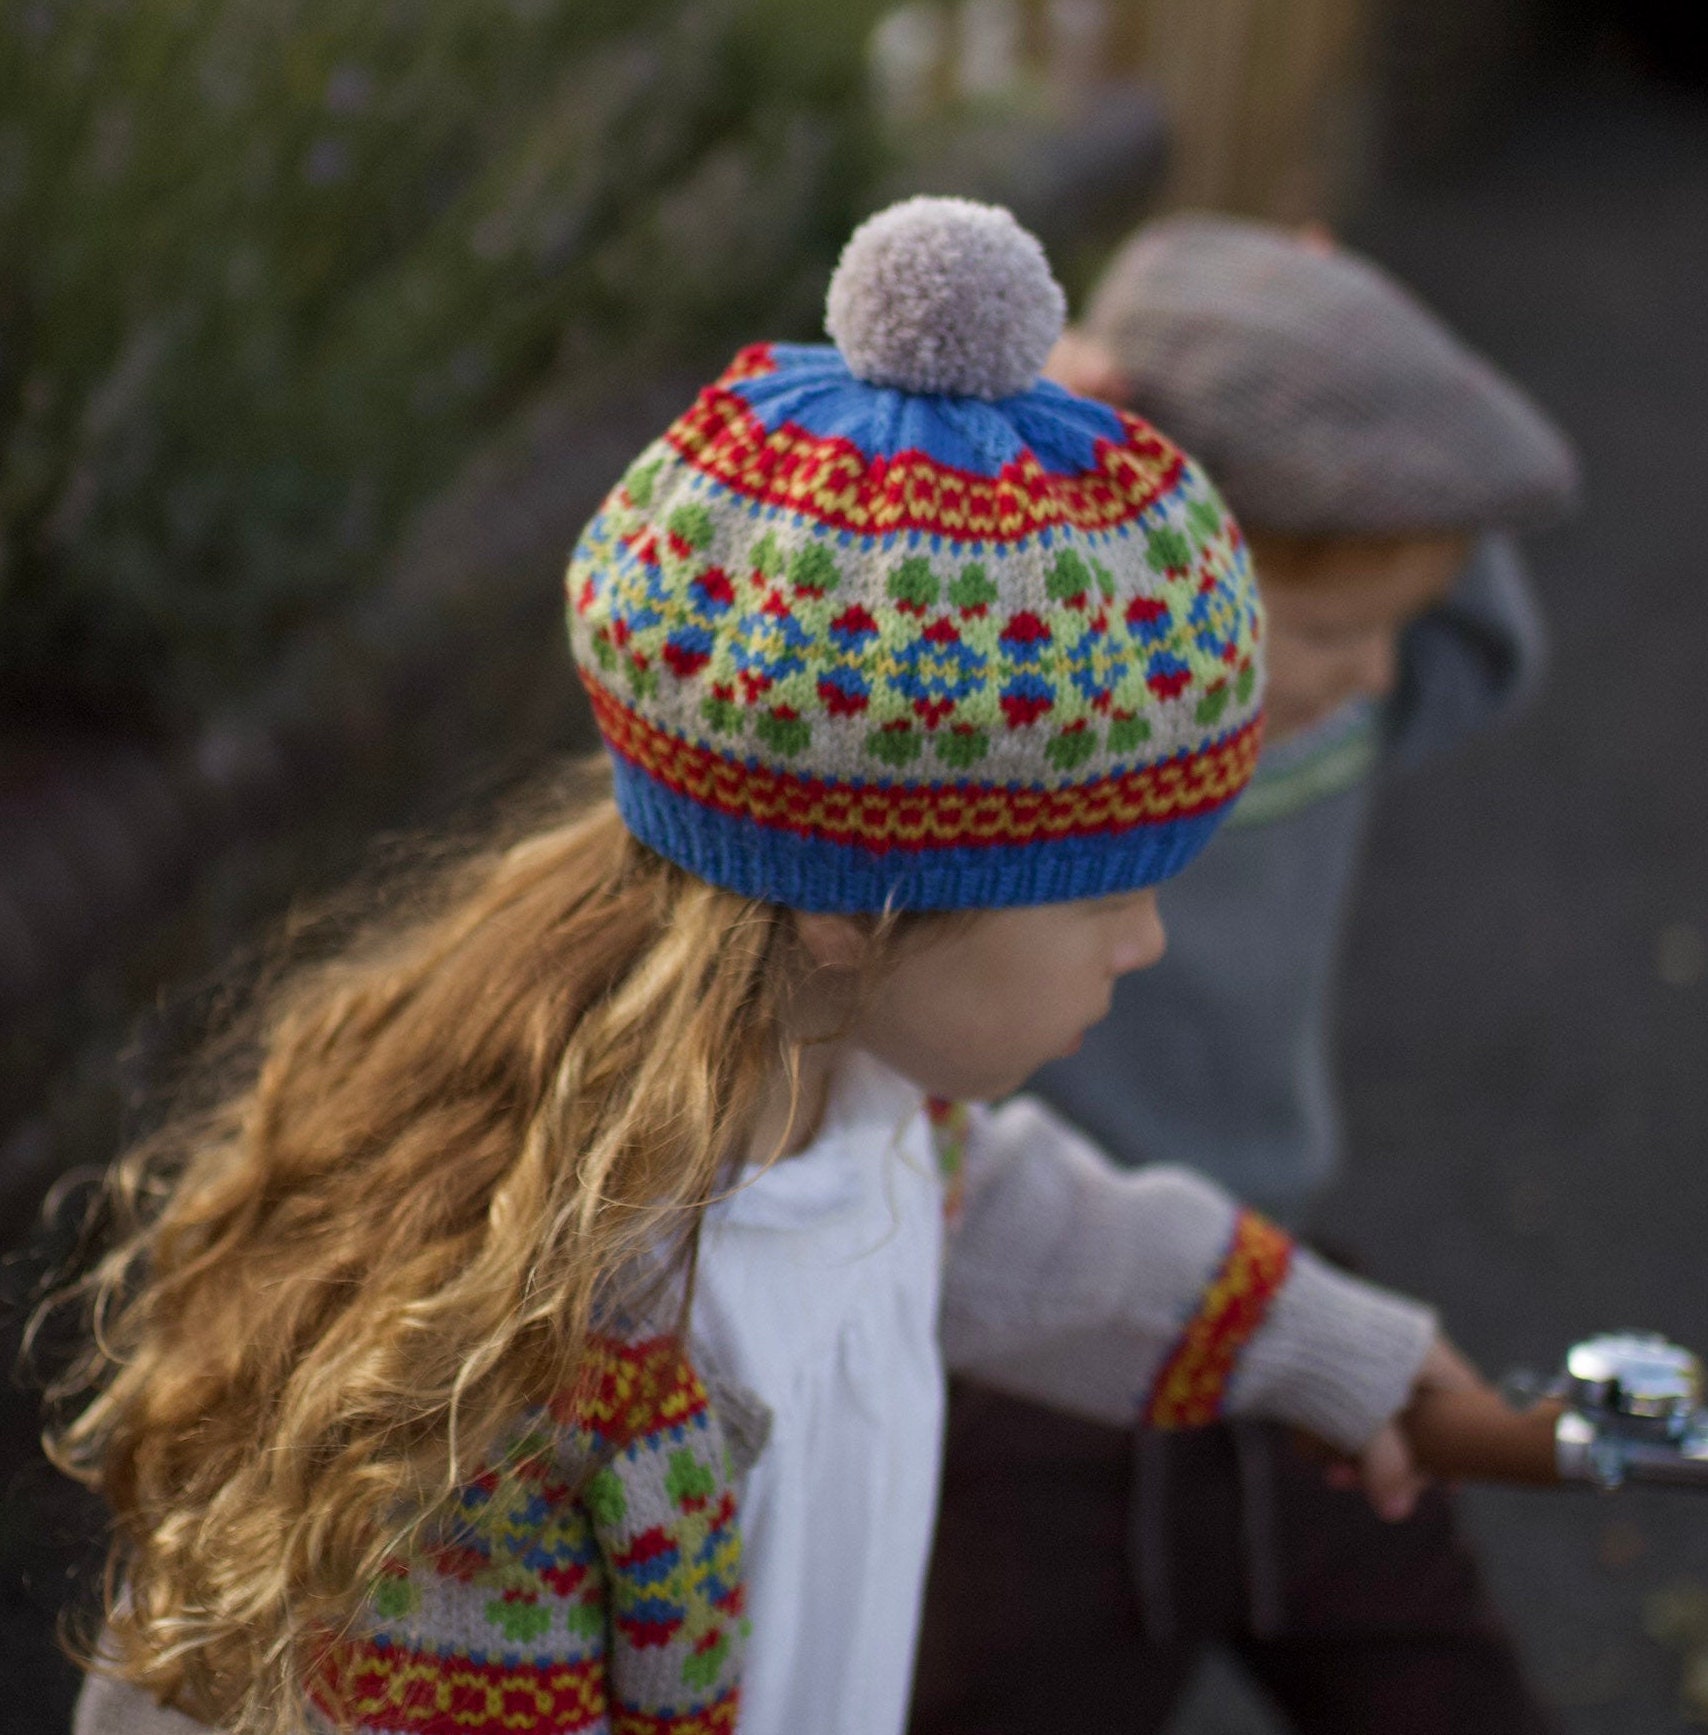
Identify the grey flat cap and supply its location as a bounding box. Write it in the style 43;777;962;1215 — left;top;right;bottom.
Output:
1085;215;1580;536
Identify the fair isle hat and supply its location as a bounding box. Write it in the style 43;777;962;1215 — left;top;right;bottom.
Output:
565;197;1264;913
1084;213;1580;537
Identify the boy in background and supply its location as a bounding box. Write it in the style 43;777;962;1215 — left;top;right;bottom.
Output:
911;217;1579;1735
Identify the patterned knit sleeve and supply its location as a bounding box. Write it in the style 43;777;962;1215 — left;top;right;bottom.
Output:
556;1336;747;1735
309;1335;746;1735
934;1094;1438;1453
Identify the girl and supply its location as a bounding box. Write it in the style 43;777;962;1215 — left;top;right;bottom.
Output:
54;198;1470;1735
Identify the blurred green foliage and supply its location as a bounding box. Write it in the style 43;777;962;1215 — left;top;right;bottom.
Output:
0;0;888;729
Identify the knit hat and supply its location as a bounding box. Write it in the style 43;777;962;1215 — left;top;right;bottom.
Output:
565;196;1263;913
1084;214;1580;537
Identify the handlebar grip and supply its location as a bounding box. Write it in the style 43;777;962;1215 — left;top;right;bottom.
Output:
1400;1386;1565;1486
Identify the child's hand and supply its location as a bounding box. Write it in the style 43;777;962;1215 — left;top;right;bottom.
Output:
1319;1336;1498;1519
1348;1416;1429;1521
1401;1337;1564;1487
1043;329;1131;406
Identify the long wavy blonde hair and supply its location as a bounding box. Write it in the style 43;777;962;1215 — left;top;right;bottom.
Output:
42;768;850;1734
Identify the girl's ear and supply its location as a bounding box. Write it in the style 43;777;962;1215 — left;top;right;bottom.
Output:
792;912;873;972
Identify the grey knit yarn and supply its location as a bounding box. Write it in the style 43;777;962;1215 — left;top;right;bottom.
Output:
826;196;1066;401
1085;214;1580;535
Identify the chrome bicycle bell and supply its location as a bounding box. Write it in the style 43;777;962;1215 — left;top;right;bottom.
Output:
1564;1333;1702;1438
1555;1332;1708;1489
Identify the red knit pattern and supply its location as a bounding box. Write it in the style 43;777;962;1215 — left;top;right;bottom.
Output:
548;1334;709;1449
585;675;1262;852
314;1647;607;1734
665;343;1186;543
1143;1210;1293;1428
612;1695;742;1735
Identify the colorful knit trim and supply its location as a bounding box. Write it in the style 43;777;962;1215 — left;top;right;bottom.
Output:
566;341;1263;911
613;1704;741;1735
548;1333;713;1448
315;1647;607;1735
926;1097;971;1226
317;1336;745;1735
1142;1210;1294;1427
587;677;1261;847
667;342;1184;541
1226;697;1379;829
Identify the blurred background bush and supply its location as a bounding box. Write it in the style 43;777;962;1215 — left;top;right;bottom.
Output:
1;0;1689;745
0;0;1463;742
0;0;887;733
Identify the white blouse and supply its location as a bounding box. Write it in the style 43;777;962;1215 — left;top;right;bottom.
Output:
692;1053;946;1735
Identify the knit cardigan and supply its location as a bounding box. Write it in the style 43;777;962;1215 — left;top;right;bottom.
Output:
74;1335;759;1735
74;1095;1434;1735
312;1335;756;1735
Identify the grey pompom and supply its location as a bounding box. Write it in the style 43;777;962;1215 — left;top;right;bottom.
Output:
825;196;1066;400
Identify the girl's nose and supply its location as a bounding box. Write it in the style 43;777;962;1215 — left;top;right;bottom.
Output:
1112;897;1167;976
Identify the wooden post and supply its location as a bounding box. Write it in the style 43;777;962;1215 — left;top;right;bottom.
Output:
869;0;1370;216
1101;0;1373;219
